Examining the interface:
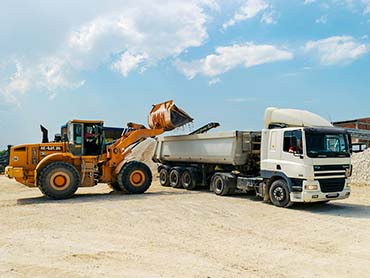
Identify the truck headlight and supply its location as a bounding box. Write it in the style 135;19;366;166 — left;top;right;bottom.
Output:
304;184;319;191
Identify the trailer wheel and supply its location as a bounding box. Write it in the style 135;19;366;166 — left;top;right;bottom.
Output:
159;167;170;187
269;179;293;208
169;168;182;188
181;169;196;190
211;173;229;196
38;162;80;199
118;161;152;194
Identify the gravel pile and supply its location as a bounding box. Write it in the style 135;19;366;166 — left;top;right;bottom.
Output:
129;139;158;174
350;148;370;185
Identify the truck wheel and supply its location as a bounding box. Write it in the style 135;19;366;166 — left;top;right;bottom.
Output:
169;168;182;188
38;162;80;199
181;169;196;190
159;167;170;187
118;161;152;194
269;179;293;208
211;173;229;196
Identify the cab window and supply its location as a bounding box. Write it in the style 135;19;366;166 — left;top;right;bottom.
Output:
283;130;303;154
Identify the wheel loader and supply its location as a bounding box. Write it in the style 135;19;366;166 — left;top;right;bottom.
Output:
5;100;192;199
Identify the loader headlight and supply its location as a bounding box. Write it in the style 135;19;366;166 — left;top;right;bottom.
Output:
304;184;319;191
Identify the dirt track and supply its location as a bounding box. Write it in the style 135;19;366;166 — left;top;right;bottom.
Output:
0;176;370;278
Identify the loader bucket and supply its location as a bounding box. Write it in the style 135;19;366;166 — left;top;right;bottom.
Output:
148;100;193;131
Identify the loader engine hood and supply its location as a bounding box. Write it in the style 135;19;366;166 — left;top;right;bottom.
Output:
148;100;193;131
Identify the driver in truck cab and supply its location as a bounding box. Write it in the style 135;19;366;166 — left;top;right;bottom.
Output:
288;138;303;154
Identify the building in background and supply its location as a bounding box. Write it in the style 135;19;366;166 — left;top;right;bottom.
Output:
333;118;370;152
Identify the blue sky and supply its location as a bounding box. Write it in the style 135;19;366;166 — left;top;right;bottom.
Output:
1;0;370;150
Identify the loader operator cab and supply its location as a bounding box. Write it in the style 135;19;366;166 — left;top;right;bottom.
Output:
67;120;104;156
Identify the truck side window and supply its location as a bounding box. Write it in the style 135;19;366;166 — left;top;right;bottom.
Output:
283;130;303;154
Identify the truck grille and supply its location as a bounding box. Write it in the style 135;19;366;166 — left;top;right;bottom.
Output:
319;178;345;193
314;164;350;179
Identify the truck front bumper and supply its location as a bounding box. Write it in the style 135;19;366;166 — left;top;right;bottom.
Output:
290;188;351;203
5;166;24;179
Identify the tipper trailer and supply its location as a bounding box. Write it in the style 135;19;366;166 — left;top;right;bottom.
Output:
153;107;352;207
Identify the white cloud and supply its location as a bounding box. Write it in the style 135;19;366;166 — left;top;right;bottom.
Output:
0;62;31;106
363;0;370;13
223;0;270;29
0;58;85;107
304;36;369;65
261;10;278;24
176;43;293;79
68;1;209;76
208;77;221;86
315;15;328;24
0;0;213;105
111;52;148;77
38;58;85;91
304;0;316;4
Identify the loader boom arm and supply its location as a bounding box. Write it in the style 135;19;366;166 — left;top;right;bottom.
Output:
104;126;165;167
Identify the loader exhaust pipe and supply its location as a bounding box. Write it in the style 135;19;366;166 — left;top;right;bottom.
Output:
40;125;49;143
148;100;193;131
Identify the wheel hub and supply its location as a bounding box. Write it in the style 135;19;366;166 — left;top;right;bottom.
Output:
183;173;190;186
129;170;145;187
273;187;285;201
50;172;71;191
215;178;223;191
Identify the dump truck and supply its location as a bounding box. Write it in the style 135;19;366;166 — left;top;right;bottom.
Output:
153;107;352;207
5;100;192;199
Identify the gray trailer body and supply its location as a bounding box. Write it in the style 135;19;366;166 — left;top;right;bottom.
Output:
153;131;260;170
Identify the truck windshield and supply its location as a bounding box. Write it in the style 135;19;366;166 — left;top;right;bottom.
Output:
305;131;350;158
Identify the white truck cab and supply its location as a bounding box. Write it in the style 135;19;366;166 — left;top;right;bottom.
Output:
261;108;351;206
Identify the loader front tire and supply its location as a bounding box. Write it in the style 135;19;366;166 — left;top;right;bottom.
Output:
38;162;80;199
118;161;152;194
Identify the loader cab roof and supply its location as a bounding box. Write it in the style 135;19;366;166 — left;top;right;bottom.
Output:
68;120;104;125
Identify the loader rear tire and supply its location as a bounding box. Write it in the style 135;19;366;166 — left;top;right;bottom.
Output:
38;162;80;199
118;161;152;194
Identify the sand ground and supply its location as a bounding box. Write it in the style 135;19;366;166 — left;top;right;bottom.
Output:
0;175;369;278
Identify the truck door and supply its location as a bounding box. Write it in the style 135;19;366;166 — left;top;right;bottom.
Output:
281;129;304;178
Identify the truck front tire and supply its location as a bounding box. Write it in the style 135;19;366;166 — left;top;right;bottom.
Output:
38;162;80;199
269;179;293;208
118;161;152;194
